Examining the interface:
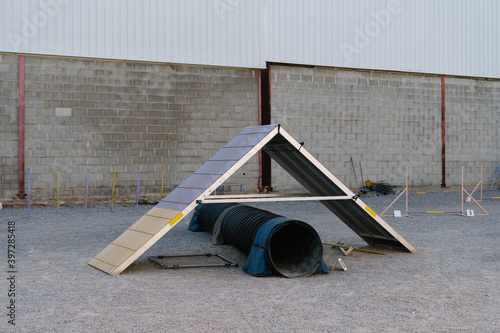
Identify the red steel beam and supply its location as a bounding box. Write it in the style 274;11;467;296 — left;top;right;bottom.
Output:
18;55;26;198
258;69;263;191
258;63;272;192
441;75;446;188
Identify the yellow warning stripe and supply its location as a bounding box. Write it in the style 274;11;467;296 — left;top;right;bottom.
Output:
365;205;377;217
168;212;184;226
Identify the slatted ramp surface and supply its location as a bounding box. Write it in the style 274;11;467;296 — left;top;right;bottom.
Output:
89;124;416;275
88;208;184;274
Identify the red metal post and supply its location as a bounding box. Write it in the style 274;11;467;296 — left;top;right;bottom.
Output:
258;70;263;191
258;71;262;124
18;55;26;198
258;63;272;192
441;75;447;187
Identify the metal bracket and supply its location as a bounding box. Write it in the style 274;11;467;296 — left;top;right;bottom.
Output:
338;246;354;256
331;258;347;271
149;253;239;270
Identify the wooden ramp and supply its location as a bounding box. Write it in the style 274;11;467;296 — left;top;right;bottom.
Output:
89;124;417;275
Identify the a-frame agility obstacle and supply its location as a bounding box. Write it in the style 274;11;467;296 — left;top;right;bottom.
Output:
89;124;417;275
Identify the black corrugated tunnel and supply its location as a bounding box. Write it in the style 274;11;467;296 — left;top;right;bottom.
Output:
264;220;323;277
196;203;323;277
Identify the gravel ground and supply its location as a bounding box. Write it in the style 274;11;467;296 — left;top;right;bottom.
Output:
0;190;499;332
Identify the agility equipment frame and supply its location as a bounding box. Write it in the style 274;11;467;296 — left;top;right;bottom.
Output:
89;125;417;275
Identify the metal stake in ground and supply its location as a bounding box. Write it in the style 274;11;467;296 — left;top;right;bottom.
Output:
487;166;500;190
57;169;60;215
85;169;89;214
111;169;116;213
359;161;364;187
136;168;140;213
28;168;31;217
161;167;164;198
351;157;359;192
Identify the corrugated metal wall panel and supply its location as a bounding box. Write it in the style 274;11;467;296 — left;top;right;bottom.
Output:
266;0;500;78
0;0;265;68
0;0;498;77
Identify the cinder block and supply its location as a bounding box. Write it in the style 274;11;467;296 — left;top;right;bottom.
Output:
2;55;20;63
0;64;12;71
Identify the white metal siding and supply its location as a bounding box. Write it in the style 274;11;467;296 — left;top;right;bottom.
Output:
266;0;500;78
0;0;266;68
1;0;499;77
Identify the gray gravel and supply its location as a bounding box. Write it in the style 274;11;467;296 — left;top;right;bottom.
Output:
1;190;499;332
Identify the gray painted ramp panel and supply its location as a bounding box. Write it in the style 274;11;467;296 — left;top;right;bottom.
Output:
156;124;279;211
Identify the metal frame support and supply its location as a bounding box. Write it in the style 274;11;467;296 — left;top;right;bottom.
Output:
149;253;239;269
461;166;489;216
465;164;483;202
380;166;489;217
380;166;409;217
198;194;355;204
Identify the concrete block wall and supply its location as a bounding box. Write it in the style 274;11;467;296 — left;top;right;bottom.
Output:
270;65;500;190
2;53;499;201
1;54;259;201
0;54;19;197
445;77;500;186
